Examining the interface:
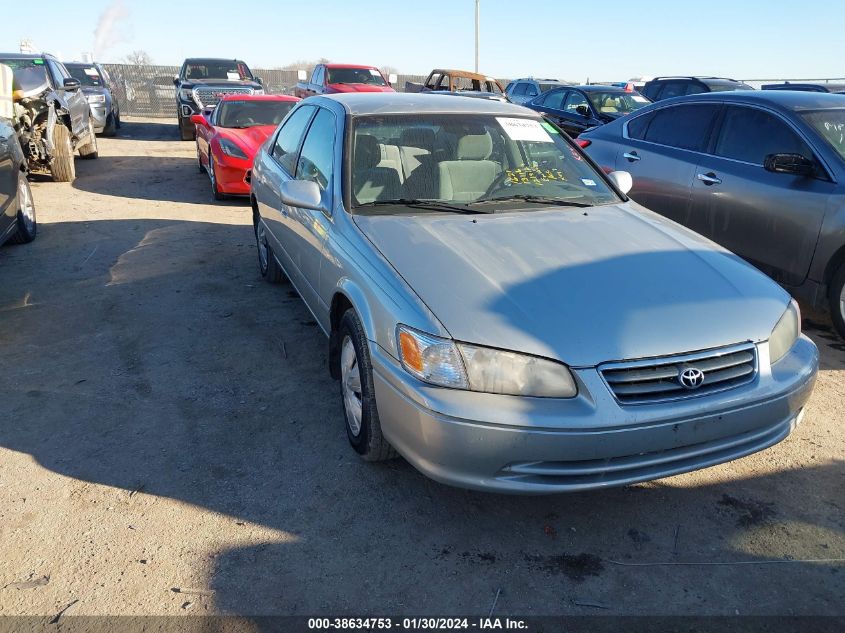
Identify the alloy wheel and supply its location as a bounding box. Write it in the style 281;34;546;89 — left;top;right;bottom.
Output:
255;221;269;273
18;174;35;232
340;336;363;437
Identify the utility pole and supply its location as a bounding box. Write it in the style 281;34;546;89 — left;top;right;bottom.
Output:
474;0;480;73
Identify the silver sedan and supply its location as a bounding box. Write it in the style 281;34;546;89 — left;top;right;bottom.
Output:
249;93;818;494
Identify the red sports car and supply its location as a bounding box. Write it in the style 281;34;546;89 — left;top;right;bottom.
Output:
193;94;300;199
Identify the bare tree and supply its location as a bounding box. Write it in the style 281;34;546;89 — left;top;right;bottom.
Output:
380;65;399;77
123;50;152;65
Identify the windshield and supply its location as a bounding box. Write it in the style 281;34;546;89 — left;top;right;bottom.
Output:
587;91;650;115
66;65;104;87
216;100;295;128
326;68;386;86
801;109;845;162
0;58;49;93
350;114;619;212
185;61;253;81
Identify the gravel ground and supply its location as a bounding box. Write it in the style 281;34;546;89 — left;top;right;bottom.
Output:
0;118;843;619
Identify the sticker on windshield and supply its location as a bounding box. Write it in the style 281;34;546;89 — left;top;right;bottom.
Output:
227;72;240;80
581;178;597;187
33;59;44;65
497;117;554;143
84;67;98;76
369;69;381;76
632;95;648;103
506;167;567;185
541;121;560;134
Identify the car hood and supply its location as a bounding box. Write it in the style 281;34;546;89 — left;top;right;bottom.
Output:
216;126;275;157
81;86;108;97
353;203;789;366
327;83;395;93
189;80;261;89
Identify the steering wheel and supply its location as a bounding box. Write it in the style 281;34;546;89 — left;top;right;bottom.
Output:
479;170;517;200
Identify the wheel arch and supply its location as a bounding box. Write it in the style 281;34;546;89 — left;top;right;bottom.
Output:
328;281;377;380
823;243;845;288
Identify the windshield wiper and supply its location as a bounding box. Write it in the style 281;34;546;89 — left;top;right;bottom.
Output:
355;198;493;214
470;195;593;208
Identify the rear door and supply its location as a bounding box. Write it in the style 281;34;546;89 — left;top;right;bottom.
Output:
615;103;721;227
0;120;15;234
689;104;835;286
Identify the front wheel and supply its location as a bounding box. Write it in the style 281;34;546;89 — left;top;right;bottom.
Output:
254;215;283;283
829;262;845;339
78;119;99;159
11;171;36;244
50;124;75;182
208;154;224;201
338;309;397;462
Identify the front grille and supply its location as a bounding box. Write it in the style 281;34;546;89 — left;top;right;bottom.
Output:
599;343;757;405
192;86;254;109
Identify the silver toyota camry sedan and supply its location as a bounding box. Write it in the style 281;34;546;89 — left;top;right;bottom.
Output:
249;93;818;494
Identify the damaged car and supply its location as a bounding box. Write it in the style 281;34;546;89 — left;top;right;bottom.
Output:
0;53;99;183
64;61;121;136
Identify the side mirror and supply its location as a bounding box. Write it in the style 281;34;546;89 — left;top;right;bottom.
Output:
388;73;398;85
607;170;633;195
280;179;324;212
764;153;816;177
255;77;263;86
575;104;590;117
297;70;308;81
63;78;81;91
173;75;180;85
190;114;206;126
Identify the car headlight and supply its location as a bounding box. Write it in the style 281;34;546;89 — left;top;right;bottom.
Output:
769;299;801;364
218;139;248;160
86;94;106;104
253;88;265;95
396;325;577;398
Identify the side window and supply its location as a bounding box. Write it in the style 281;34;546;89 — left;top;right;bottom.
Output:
296;108;336;192
564;91;590;113
513;83;528;96
525;84;539;98
641;83;661;100
46;61;65;88
626;111;655;140
644;104;720;151
659;81;688;100
272;105;316;175
426;73;441;89
685;83;707;96
715;106;813;165
541;90;567;110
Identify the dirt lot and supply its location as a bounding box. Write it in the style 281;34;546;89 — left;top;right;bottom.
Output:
0;118;843;619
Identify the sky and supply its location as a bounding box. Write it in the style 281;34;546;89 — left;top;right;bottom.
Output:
3;0;844;81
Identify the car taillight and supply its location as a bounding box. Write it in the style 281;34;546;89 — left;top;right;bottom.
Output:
625;82;634;92
576;139;592;148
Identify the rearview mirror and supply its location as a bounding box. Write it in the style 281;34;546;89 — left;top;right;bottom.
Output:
764;153;816;177
607;170;633;195
388;73;398;85
190;114;205;126
255;76;263;86
63;78;81;91
280;180;324;212
297;70;308;81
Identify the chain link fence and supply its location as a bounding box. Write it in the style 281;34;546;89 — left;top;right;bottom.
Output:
103;63;428;118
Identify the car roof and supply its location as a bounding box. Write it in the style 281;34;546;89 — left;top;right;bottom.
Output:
571;85;632;93
323;63;380;70
763;82;845;93
429;69;498;81
317;92;537;116
217;94;299;103
0;52;49;60
659;90;845;113
184;58;249;64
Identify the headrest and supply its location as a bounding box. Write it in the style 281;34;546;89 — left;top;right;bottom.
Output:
457;133;492;160
355;134;381;170
400;127;435;151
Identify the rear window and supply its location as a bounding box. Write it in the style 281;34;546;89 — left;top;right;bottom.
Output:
643;104;720;151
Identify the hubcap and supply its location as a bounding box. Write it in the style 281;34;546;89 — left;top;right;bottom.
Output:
209;156;217;191
256;222;268;271
340;336;363;436
18;175;35;230
840;283;845;324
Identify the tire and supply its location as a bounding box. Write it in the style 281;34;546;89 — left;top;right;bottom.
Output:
208;153;224;201
50;124;76;183
829;262;845;339
78;119;99;159
115;111;121;129
103;112;117;137
196;144;205;174
179;115;195;141
10;171;36;244
338;309;397;462
254;215;283;283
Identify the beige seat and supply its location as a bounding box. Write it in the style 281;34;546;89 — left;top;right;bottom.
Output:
353;135;401;204
438;133;501;202
600;97;619;113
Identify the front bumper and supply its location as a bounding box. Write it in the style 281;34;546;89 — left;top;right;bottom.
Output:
211;150;252;196
88;104;108;133
371;336;818;494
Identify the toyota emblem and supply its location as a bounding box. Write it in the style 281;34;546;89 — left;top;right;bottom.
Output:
678;367;705;389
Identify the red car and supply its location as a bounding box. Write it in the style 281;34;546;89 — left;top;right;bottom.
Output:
294;63;396;98
192;94;300;199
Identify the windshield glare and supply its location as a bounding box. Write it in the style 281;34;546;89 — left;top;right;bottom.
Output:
587;91;650;114
350;114;619;211
66;65;104;87
186;61;253;81
216;100;295;128
0;59;49;93
327;68;386;86
801;109;845;162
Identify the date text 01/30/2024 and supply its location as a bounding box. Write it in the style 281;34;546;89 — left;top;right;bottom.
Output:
307;617;529;630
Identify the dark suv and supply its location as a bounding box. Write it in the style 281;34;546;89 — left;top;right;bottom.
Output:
174;58;263;140
641;76;753;102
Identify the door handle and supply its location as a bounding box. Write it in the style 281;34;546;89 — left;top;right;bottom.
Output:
623;151;640;162
696;172;722;186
